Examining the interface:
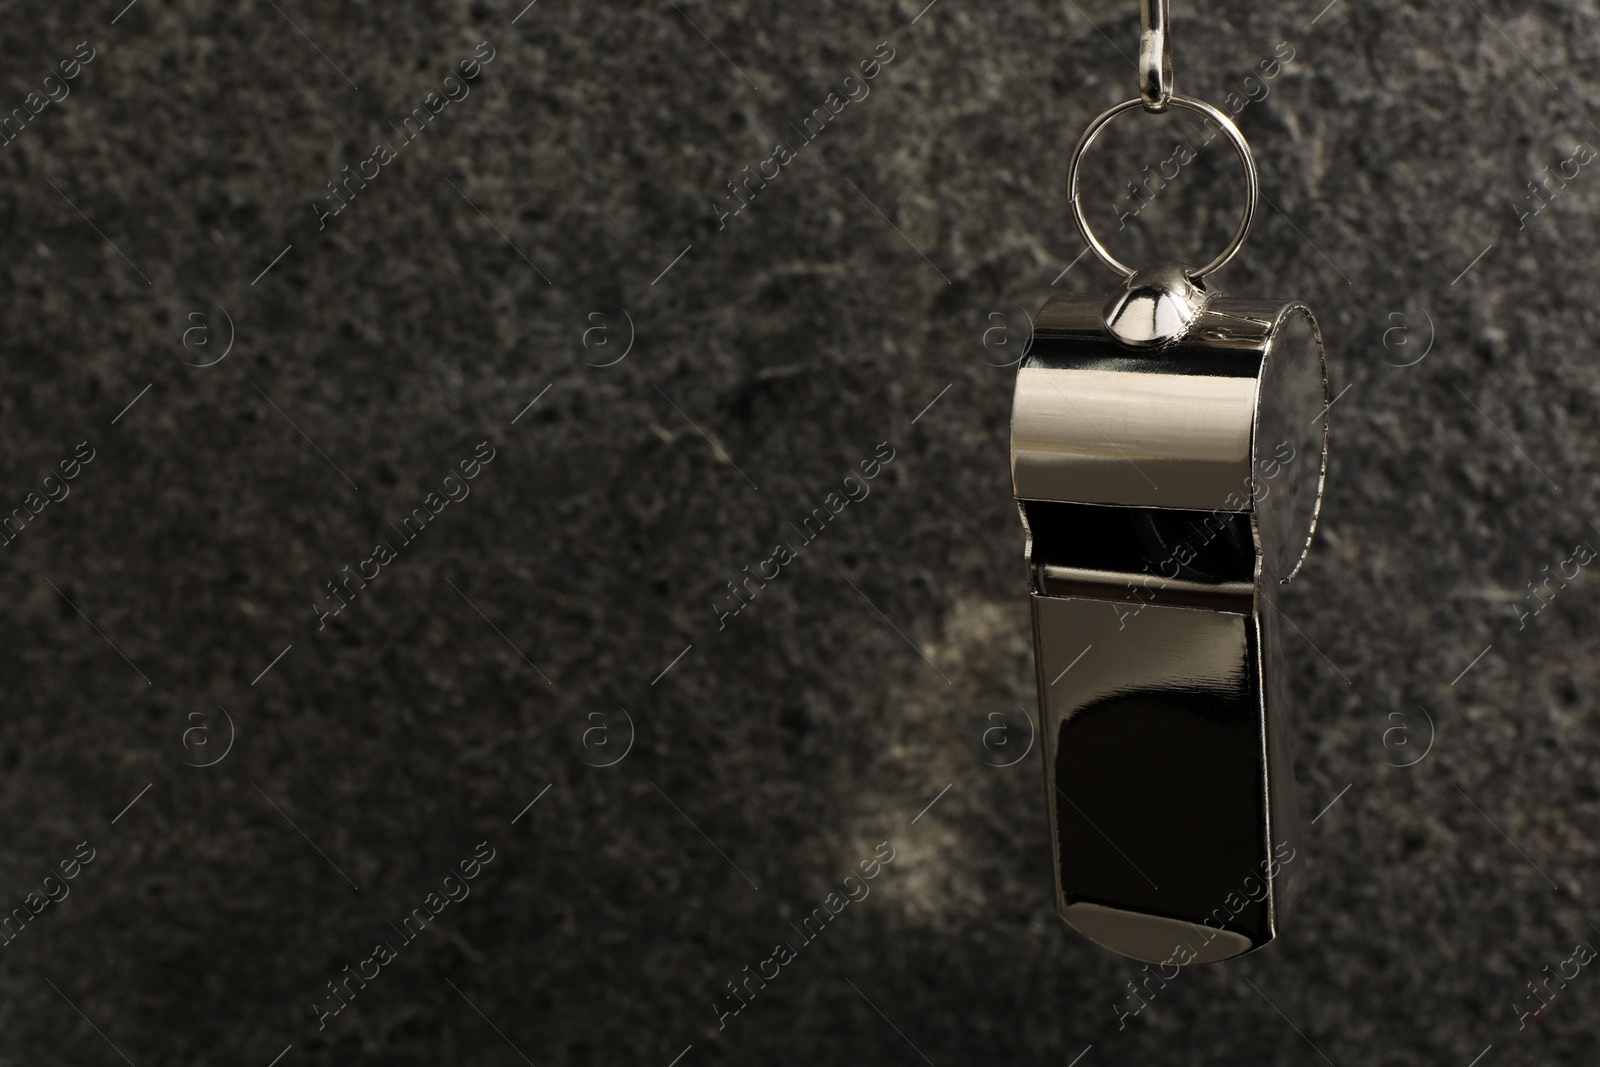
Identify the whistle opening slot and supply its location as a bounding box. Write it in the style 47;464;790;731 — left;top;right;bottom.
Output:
1023;500;1255;609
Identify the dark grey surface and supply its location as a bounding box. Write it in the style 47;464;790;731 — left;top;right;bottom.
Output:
1;0;1597;1063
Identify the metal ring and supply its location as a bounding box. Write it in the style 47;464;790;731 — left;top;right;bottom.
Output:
1066;94;1259;279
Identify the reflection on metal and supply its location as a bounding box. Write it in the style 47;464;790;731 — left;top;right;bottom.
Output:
1138;0;1175;112
1010;265;1328;964
1063;902;1253;965
1102;262;1209;349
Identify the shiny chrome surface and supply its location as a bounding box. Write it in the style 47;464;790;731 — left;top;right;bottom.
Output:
1011;361;1258;511
1034;595;1295;963
1037;564;1252;610
1011;278;1326;964
1102;262;1210;349
1011;292;1327;518
1254;305;1330;581
1139;0;1174;112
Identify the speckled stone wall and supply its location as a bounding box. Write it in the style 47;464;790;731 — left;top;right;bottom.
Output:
1;1;1598;1064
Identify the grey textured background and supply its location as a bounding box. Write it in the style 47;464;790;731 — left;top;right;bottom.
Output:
1;0;1598;1064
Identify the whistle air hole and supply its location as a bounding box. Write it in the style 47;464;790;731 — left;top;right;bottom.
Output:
1023;500;1254;586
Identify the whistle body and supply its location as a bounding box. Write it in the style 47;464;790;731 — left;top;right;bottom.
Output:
1012;270;1327;964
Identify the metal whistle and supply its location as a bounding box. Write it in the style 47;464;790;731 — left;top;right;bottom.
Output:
1011;262;1329;963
